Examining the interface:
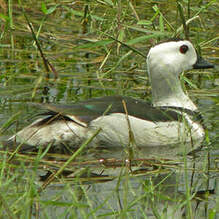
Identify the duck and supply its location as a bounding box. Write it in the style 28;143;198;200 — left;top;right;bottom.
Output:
8;40;214;153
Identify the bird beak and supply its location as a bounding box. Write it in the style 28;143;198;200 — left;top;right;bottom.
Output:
193;56;214;69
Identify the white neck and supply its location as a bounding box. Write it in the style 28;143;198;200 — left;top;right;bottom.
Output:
148;67;197;111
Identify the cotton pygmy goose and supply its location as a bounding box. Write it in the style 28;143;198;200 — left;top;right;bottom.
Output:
8;40;214;152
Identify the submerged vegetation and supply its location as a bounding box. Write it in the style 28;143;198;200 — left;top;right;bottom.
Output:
0;0;218;218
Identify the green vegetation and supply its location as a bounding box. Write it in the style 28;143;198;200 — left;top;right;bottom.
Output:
0;0;218;218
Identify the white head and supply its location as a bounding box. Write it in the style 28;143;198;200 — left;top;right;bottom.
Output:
147;40;198;77
146;40;213;110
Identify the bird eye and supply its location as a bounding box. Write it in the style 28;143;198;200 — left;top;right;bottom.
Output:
179;45;189;54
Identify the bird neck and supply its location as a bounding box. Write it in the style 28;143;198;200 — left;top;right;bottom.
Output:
149;68;197;111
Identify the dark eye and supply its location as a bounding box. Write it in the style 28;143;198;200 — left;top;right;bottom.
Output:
179;45;189;54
